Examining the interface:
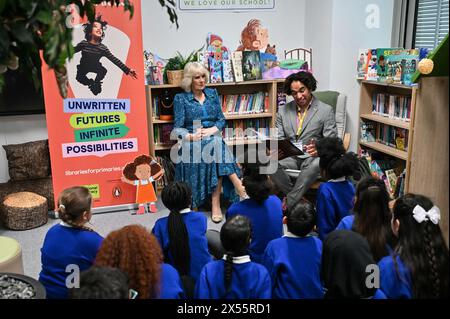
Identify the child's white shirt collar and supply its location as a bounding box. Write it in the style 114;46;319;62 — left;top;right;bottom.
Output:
283;231;300;238
60;221;73;228
179;208;191;214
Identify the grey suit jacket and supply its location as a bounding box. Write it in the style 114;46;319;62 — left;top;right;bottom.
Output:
276;96;338;146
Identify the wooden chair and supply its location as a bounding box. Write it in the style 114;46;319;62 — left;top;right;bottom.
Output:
284;48;313;70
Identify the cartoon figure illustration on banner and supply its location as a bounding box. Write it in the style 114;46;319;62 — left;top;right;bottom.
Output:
74;15;138;95
122;155;164;215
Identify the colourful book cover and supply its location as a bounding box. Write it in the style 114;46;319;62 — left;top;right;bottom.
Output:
208;56;223;83
365;49;378;80
357;49;369;78
242;50;262;81
231;51;244;82
361;122;376;142
222;58;234;82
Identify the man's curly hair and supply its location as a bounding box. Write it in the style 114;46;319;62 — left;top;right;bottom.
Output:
94;225;163;299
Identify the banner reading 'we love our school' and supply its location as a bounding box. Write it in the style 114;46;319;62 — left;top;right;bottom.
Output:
41;1;148;209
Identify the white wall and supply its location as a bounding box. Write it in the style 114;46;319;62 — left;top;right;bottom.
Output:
310;0;394;152
141;0;306;61
305;0;333;90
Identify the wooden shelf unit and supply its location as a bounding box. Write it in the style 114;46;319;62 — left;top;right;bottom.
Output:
358;80;418;192
146;79;282;158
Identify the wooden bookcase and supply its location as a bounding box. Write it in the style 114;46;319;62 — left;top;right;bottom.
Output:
145;79;285;158
358;77;449;245
358;80;418;192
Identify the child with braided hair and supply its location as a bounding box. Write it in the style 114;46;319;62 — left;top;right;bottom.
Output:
152;181;212;297
195;215;271;299
375;193;449;298
39;186;103;299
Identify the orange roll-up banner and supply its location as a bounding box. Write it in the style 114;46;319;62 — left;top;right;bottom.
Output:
41;1;148;209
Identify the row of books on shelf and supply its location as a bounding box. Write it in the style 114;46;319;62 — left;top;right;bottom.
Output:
220;92;269;115
152;92;271;120
153;120;270;144
223;119;270;140
155;156;175;188
361;122;408;151
372;93;412;121
154;124;175;145
362;153;406;199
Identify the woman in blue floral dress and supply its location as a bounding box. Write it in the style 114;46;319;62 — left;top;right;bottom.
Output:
173;62;246;223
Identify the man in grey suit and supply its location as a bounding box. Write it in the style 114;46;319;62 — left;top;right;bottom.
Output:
271;72;337;208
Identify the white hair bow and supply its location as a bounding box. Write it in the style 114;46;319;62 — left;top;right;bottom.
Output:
412;205;441;224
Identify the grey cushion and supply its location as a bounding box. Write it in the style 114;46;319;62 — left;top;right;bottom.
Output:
313;90;346;139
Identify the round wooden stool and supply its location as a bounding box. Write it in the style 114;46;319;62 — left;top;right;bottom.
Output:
1;192;48;230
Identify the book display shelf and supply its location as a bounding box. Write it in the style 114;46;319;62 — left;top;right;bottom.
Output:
145;79;285;189
358;80;417;194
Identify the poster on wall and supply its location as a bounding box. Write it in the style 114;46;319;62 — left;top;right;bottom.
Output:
41;0;148;210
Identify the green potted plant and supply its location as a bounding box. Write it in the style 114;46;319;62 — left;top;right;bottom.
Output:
164;47;203;85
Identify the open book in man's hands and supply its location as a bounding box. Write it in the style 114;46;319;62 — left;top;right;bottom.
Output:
245;129;304;161
265;138;304;160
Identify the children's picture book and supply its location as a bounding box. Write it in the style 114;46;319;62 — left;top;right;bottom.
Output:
365;49;378;81
400;49;419;85
360;122;377;142
357;49;369;78
395;128;407;151
376;48;416;83
197;50;209;70
385;169;397;198
222;58;234;82
208;56;223;83
143;51;166;85
260;52;278;76
231;51;244;82
242;50;262;81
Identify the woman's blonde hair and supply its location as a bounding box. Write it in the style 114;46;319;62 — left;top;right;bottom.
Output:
181;62;209;92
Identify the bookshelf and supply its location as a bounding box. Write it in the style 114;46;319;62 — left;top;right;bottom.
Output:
358;80;418;194
145;79;284;189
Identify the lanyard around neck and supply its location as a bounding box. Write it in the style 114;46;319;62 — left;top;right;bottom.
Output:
297;108;309;135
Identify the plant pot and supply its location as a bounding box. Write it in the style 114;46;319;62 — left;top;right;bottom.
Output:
0;273;46;299
166;70;184;86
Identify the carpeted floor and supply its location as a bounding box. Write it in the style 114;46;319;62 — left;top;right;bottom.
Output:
0;196;223;280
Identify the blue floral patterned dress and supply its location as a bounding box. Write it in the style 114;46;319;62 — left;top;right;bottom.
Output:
173;88;240;208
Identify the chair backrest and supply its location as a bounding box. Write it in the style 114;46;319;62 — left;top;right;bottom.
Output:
284;48;312;70
312;91;347;139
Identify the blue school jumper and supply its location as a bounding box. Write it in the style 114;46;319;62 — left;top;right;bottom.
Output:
194;255;271;299
153;209;212;282
336;214;355;230
39;223;103;299
226;195;283;263
316;178;355;240
159;263;186;299
262;233;324;299
375;254;413;299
